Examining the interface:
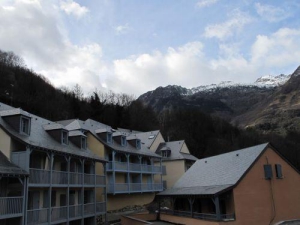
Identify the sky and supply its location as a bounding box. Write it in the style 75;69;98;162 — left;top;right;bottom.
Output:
0;0;300;97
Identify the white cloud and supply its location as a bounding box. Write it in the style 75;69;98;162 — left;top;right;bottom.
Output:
0;0;105;95
114;23;131;35
196;0;218;8
60;0;89;19
204;9;253;40
255;3;290;22
251;28;300;68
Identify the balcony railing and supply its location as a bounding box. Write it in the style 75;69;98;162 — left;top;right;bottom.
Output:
96;202;106;214
27;208;48;225
69;204;82;219
27;203;105;224
29;169;50;184
107;161;161;173
29;169;105;186
84;203;95;216
161;209;235;221
107;182;163;194
0;197;23;219
51;206;67;222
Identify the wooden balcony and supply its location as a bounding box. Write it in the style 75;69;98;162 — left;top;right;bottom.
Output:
107;182;163;194
29;168;105;187
0;197;23;219
106;161;162;174
27;202;106;225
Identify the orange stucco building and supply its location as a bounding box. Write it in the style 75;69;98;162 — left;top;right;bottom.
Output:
156;143;300;225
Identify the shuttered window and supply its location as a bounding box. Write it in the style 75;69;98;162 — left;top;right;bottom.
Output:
275;164;283;178
264;164;273;180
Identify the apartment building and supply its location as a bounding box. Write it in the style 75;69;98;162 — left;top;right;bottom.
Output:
119;129;198;190
58;119;163;211
0;102;107;225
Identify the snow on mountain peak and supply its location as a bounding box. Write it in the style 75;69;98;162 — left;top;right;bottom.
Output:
188;74;291;95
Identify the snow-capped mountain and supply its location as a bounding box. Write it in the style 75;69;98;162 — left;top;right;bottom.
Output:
138;66;300;135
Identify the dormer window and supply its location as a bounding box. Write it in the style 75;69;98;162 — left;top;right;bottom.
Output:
136;139;141;150
107;133;112;144
121;136;127;146
81;137;87;150
20;116;30;135
62;131;69;145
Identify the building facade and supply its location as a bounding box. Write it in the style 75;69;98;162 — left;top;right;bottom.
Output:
0;102;107;225
157;143;300;225
58;119;163;211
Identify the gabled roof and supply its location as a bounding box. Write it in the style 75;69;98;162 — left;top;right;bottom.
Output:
0;151;28;176
0;108;31;118
117;129;162;148
59;119;161;158
158;143;269;196
0;103;105;162
156;140;198;161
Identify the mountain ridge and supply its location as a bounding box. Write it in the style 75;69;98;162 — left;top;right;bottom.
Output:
138;67;300;135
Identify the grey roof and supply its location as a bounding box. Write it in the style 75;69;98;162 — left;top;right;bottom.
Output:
0;151;28;176
156;140;198;161
59;119;161;158
43;123;66;131
0;108;31;117
159;143;269;196
132;130;161;149
69;130;86;137
0;103;105;162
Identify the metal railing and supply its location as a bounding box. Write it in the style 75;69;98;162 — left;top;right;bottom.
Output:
161;209;235;221
27;208;48;225
0;197;23;218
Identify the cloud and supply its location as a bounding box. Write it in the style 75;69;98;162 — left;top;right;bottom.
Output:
0;0;105;95
196;0;218;8
251;28;300;68
114;23;131;35
60;0;89;19
204;9;253;40
255;3;290;22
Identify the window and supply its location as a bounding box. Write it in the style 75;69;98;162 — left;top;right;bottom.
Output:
107;133;112;143
62;131;68;145
275;164;283;179
121;136;127;146
264;164;273;180
161;151;168;157
136;139;141;149
20;117;30;135
81;137;87;150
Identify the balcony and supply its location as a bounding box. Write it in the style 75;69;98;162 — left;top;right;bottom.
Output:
107;182;163;194
106;161;161;174
161;209;235;222
0;197;23;219
27;202;106;224
29;169;105;187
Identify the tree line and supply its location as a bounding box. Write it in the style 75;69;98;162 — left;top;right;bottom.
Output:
0;49;299;170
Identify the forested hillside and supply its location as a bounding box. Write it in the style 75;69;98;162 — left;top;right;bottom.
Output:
1;49;300;170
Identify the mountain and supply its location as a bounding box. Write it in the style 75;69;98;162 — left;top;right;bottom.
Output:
138;67;299;135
